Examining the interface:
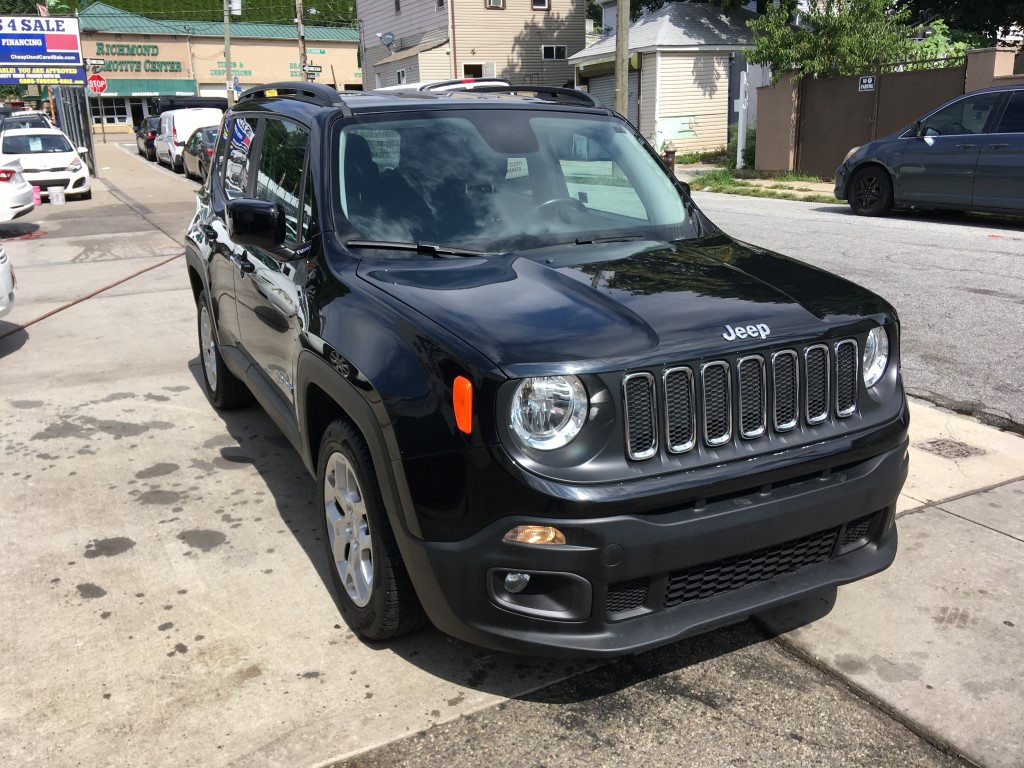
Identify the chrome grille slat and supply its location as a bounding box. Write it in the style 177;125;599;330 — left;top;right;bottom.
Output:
804;345;830;425
664;366;696;454
771;350;799;431
737;355;766;439
835;340;858;417
701;361;732;447
623;372;657;460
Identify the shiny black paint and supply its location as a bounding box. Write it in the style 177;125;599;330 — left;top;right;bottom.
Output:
185;87;910;656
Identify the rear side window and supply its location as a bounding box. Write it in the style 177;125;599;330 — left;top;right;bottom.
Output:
254;118;309;244
994;91;1024;134
223;116;256;200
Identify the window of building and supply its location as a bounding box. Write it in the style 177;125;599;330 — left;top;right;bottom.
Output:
532;0;550;10
485;0;504;9
436;0;445;9
89;97;129;125
542;45;567;61
394;0;401;13
397;69;407;84
254;118;309;244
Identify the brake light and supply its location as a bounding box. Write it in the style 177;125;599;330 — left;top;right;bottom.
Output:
206;148;214;156
0;169;15;183
173;127;178;143
147;131;156;139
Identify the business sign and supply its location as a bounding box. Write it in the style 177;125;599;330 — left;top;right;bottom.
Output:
0;15;85;86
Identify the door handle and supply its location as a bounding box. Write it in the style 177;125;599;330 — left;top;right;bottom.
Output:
988;143;1009;150
956;143;977;150
230;252;256;275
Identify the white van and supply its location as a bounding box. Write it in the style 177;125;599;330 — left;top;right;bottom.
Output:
154;107;223;172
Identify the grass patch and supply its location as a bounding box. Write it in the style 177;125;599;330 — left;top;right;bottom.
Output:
689;170;840;204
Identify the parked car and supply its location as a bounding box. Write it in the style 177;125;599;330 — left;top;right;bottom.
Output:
0;112;53;131
181;126;218;182
0;128;91;200
0;243;15;319
836;85;1024;216
186;82;908;657
0;159;35;222
154;107;223;173
135;115;161;161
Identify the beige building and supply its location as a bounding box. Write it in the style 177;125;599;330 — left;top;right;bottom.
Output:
359;0;585;89
78;2;359;132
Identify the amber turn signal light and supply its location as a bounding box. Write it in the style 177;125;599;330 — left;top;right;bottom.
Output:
503;525;566;546
453;375;473;434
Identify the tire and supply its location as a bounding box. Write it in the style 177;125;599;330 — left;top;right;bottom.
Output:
173;156;184;174
196;289;250;409
318;419;425;641
848;166;893;217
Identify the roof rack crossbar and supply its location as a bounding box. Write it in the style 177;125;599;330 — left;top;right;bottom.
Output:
236;81;353;116
418;77;513;92
469;85;602;108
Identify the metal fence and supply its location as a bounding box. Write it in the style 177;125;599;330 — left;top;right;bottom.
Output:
50;86;99;177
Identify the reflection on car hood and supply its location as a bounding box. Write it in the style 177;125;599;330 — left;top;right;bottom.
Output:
357;234;894;374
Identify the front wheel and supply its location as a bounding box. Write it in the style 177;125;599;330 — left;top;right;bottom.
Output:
848;166;893;217
196;289;250;409
319;419;425;641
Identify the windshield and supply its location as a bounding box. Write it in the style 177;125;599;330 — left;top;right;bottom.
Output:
2;134;72;154
335;109;689;252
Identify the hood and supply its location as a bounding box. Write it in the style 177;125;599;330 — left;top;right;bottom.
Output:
357;235;894;375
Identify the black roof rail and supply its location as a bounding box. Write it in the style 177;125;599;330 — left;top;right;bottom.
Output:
466;85;602;108
236;81;353;116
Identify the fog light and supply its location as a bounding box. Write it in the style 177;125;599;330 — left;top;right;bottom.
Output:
504;572;531;593
503;525;566;545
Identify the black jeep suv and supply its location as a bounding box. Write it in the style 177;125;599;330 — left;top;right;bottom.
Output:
185;82;909;657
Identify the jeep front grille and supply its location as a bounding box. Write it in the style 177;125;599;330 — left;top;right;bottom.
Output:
622;338;859;461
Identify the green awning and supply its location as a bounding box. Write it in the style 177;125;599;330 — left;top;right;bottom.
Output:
98;79;197;97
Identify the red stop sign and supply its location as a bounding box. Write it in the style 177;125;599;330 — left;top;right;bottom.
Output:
87;74;107;94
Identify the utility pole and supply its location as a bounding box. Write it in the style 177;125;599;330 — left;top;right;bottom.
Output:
223;0;234;105
614;0;629;116
296;0;308;73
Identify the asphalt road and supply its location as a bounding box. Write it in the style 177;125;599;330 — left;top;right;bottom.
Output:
0;145;974;767
693;193;1024;433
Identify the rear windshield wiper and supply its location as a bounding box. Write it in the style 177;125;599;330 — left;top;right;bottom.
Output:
574;235;645;245
346;240;493;258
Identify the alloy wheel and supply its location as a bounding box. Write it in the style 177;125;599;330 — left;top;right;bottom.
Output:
323;451;373;607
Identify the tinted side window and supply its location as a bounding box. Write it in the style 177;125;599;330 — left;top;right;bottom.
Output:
994;92;1024;134
224;116;256;200
922;94;1001;136
254;118;308;244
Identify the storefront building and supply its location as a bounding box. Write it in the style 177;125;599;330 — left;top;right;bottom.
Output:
78;2;359;131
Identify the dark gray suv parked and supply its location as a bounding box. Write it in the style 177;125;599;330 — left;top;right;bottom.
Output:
835;85;1024;216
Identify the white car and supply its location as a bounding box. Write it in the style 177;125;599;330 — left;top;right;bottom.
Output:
374;77;512;92
0;159;34;222
0;128;91;200
0;243;15;319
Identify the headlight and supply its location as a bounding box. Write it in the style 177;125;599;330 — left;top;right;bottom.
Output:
843;146;860;163
862;326;890;388
66;158;82;172
510;375;588;450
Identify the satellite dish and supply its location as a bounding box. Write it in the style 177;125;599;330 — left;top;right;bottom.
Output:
380;31;395;47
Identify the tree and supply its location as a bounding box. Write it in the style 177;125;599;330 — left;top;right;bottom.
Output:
746;0;916;82
901;1;1024;45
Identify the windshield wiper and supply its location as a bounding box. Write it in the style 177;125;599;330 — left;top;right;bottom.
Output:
346;239;493;258
574;235;645;245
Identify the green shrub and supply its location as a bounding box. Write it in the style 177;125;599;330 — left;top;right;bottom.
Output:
724;124;757;170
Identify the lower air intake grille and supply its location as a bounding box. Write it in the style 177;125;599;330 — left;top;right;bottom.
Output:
840;512;877;547
606;577;650;614
664;526;840;608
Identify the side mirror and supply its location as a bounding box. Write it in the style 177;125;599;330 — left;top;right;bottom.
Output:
679;181;692;197
77;146;89;154
227;198;288;256
910;120;923;138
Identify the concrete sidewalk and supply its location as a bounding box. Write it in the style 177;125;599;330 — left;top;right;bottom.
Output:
675;163;840;201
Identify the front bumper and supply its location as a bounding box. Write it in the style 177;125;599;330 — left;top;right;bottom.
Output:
26;169;90;196
834;162;850;200
400;437;909;657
